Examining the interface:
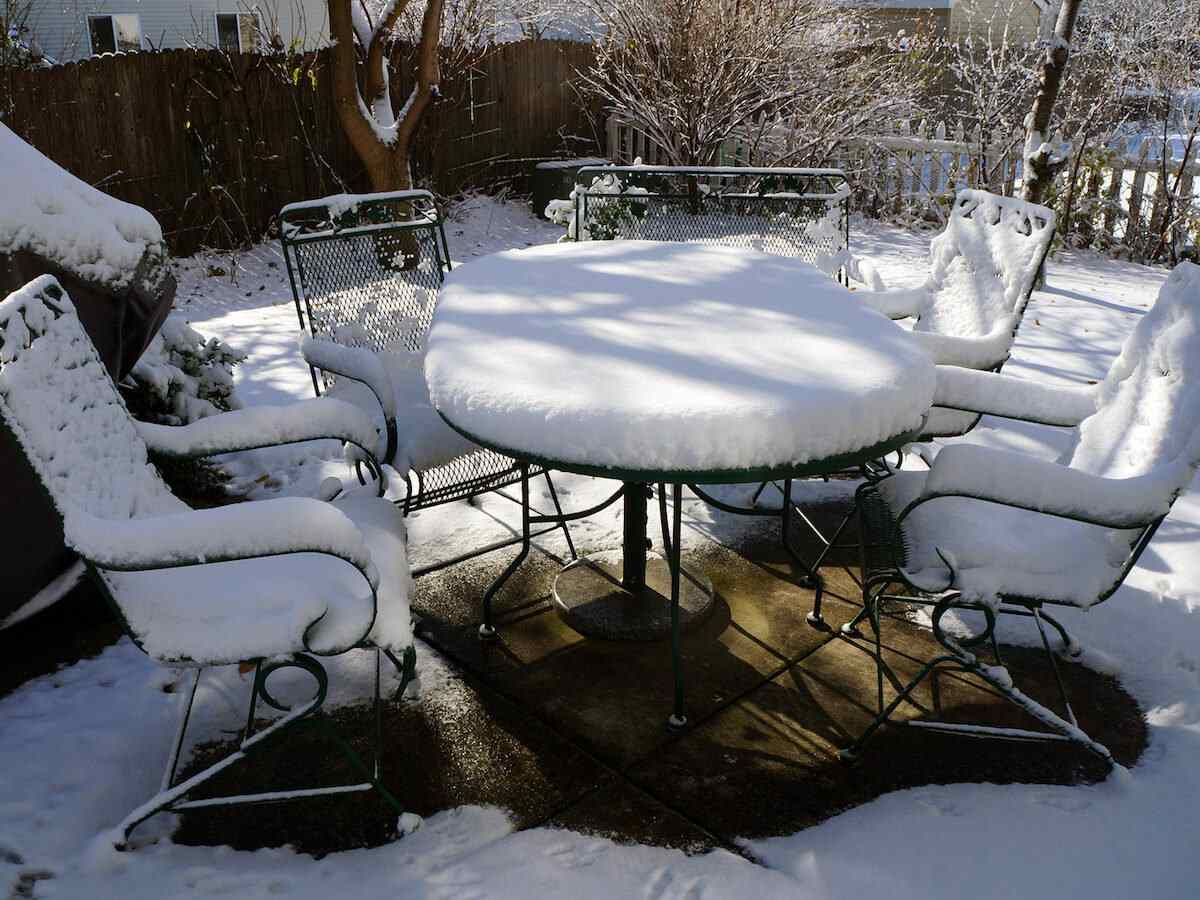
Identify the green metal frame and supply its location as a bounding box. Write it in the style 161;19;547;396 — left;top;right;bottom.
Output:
279;190;578;574
834;472;1172;768
573;165;851;283
448;408;920;728
0;278;421;846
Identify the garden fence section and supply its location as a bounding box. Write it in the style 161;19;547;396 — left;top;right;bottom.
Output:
5;41;599;256
606;116;1200;261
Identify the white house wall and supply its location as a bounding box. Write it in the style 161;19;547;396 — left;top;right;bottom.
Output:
24;1;330;63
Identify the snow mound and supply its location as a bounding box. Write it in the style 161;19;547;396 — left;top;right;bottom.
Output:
0;123;164;287
426;241;935;474
890;261;1200;606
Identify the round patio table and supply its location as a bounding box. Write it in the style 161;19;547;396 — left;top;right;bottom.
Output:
425;240;935;727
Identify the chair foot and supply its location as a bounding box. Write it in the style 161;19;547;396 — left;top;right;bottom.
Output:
839;621;862;638
478;623;498;641
806;611;828;630
666;713;688;732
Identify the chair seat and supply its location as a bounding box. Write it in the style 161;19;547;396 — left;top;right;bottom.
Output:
107;492;413;665
878;470;1133;608
325;350;478;472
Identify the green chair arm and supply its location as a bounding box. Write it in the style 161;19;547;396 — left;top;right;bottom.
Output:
64;497;380;589
932;367;1097;426
135;397;382;461
908;444;1180;529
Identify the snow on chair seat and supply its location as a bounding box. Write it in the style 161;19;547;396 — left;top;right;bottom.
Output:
0;275;418;844
843;261;1200;765
858;190;1056;440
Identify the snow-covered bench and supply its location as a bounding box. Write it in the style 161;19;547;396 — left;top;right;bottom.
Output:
279;191;576;575
0;275;419;846
858;189;1056;440
842;261;1200;765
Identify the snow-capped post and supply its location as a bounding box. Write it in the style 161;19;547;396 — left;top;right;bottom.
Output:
1022;0;1083;205
327;1;444;267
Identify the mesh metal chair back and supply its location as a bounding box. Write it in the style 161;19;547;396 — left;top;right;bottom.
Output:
573;166;850;277
280;190;533;517
281;191;451;368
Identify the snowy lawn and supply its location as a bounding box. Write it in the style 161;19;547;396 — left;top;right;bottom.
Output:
2;196;1198;898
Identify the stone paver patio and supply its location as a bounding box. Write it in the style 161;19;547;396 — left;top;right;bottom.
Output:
158;495;1146;857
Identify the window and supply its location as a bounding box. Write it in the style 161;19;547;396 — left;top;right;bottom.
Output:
87;14;142;55
215;13;261;53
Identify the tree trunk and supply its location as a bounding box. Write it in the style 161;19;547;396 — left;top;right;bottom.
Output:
1022;0;1083;205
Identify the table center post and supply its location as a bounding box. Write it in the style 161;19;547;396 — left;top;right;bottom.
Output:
621;482;649;591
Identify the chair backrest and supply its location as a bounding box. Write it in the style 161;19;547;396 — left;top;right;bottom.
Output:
0;277;183;534
915;190;1056;341
280;191;451;386
572;166;850;277
1069;262;1200;483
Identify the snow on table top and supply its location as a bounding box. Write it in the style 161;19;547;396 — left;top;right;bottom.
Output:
425;241;935;475
0;124;164;287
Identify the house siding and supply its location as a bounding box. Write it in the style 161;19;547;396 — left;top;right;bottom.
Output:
24;1;329;63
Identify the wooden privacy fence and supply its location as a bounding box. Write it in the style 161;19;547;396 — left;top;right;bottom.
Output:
605;115;1200;260
5;41;599;256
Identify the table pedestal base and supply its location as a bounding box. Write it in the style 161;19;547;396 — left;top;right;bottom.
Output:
552;551;715;641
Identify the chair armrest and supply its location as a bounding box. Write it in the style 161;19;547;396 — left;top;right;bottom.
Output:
908;318;1016;370
299;337;396;420
932;367;1097;426
135;398;382;460
64;497;379;588
857;284;928;319
910;444;1178;529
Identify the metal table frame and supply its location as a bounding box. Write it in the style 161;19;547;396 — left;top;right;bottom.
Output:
440;416;922;730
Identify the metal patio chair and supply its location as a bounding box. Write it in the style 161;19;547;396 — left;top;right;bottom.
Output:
571;165;851;280
280;190;575;580
792;190;1059;628
0;275;420;846
858;189;1057;441
839;261;1200;765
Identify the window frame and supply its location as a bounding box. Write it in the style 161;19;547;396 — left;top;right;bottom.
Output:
213;11;263;53
85;13;143;56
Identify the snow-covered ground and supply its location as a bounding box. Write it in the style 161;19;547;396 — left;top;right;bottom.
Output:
3;196;1199;898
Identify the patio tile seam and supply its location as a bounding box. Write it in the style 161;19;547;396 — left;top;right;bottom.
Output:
412;627;759;858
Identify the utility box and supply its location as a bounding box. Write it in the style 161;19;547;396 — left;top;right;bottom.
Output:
530;157;609;220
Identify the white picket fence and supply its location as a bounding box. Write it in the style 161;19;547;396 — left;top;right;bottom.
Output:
604;115;1200;255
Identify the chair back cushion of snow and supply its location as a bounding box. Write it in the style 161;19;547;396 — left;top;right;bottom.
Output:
283;195;447;377
0;277;183;538
916;190;1055;341
1069;262;1200;491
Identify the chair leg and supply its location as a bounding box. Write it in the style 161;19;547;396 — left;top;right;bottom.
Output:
543;470;578;560
666;482;688;731
778;479;827;628
840;595;1115;767
479;463;531;640
113;652;414;848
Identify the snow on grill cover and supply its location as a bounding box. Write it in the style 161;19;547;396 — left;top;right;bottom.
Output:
887;261;1200;607
0;124;163;287
425;240;936;474
0;277;410;663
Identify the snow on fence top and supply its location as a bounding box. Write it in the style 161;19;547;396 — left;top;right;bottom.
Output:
0;123;164;287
